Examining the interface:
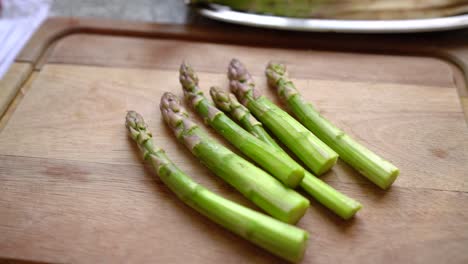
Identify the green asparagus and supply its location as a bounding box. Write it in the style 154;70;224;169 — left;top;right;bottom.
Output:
179;62;304;188
266;62;399;190
228;59;338;176
210;87;281;149
211;87;362;219
126;111;309;262
160;92;310;224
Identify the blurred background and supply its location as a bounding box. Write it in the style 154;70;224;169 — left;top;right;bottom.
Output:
1;0;468;79
46;0;468;25
49;0;194;24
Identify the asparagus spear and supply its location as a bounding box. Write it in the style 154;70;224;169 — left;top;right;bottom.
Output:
160;92;310;224
126;111;309;262
210;88;281;149
179;62;304;188
228;59;338;176
211;88;362;219
266;62;399;190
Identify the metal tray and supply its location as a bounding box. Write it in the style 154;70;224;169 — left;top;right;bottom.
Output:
199;4;468;33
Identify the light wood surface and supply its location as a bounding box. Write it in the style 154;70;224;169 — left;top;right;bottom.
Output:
48;34;454;88
444;46;468;122
1;20;468;263
0;63;32;118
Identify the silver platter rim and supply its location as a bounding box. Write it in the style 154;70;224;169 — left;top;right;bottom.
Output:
198;5;468;33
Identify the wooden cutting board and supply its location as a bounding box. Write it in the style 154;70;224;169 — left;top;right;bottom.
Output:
1;18;467;264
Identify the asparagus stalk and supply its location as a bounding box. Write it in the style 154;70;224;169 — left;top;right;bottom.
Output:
210;88;281;149
211;88;362;219
265;62;399;190
228;59;338;176
160;92;310;224
126;111;309;262
179;63;304;188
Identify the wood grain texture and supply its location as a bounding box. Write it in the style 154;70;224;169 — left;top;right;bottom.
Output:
0;63;32;118
15;17;468;68
444;46;468;122
0;58;467;263
57;31;468;124
0;72;38;132
47;34;455;88
462;97;468;121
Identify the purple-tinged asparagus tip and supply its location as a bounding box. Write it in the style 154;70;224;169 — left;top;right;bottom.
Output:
228;59;252;83
160;92;198;140
227;59;259;104
126;110;146;130
160;92;202;149
160;92;188;128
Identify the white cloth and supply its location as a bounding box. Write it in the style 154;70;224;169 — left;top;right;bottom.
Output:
0;0;50;79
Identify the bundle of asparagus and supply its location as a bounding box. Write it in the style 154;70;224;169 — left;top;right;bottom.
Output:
126;111;309;263
160;92;309;224
125;57;401;262
179;62;304;188
210;87;362;219
265;62;399;189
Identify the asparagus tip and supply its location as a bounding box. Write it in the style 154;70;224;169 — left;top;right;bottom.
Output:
265;62;287;86
160;92;182;112
125;110;153;144
125;110;146;130
209;86;232;112
228;59;259;103
179;61;199;92
228;58;250;82
266;61;286;73
160;92;189;129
